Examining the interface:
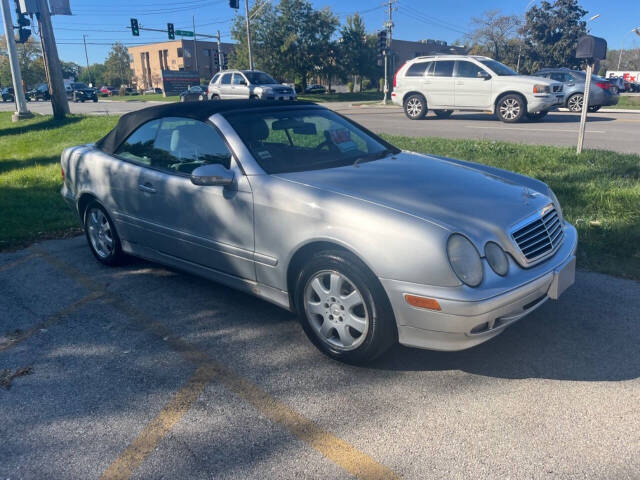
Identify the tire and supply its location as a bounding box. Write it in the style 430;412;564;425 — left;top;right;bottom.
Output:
567;93;583;112
526;110;549;121
295;250;396;364
403;93;427;120
93;98;98;103
588;105;601;112
83;201;124;266
433;109;453;118
210;94;220;100
496;94;526;123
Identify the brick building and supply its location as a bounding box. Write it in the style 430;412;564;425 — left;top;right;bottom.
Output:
128;39;235;90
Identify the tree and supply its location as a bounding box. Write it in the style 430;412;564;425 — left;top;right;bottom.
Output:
339;14;369;90
78;63;107;86
521;0;588;72
467;10;521;63
230;0;338;89
104;42;133;87
60;61;81;80
0;35;45;88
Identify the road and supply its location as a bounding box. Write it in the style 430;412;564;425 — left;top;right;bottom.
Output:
2;99;639;154
1;236;639;479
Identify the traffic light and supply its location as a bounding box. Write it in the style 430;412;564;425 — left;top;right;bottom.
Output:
378;30;387;54
130;18;139;36
14;2;30;44
229;0;239;8
167;23;175;40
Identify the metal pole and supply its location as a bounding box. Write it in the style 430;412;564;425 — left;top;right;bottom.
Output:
244;0;254;70
192;16;199;74
382;51;388;104
576;62;593;154
0;0;32;121
82;34;92;86
36;0;69;119
216;30;223;71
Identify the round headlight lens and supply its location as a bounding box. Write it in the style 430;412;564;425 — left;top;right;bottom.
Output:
485;242;509;276
447;234;483;287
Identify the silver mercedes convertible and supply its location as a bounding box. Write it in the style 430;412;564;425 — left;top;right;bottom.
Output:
61;100;577;363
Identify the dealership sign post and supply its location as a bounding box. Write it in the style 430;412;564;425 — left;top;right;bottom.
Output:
161;70;200;96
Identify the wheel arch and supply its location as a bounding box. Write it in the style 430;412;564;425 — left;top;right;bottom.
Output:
77;192;99;221
402;91;427;105
494;90;527;113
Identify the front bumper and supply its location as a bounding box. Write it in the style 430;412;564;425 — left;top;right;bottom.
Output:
528;93;564;112
382;223;577;351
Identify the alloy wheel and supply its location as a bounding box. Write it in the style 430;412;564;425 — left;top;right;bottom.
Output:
304;270;369;351
499;98;521;120
86;208;114;259
568;94;583;112
406;98;423;118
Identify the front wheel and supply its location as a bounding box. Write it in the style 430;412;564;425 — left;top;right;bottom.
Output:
567;93;583;112
403;94;427;120
295;250;396;363
496;94;526;123
526;110;549;121
83;201;124;266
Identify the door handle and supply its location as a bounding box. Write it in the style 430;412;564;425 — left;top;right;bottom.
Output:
138;182;156;194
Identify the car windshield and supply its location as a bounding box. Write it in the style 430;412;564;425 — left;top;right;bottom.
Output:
478;59;517;76
243;71;277;85
224;108;399;174
71;83;89;89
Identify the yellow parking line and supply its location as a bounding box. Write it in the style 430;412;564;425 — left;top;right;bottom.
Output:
37;249;400;480
0;252;41;273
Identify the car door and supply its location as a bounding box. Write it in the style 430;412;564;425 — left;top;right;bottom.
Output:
231;73;250;99
218;73;234;98
135;117;256;280
454;60;492;108
425;60;455;107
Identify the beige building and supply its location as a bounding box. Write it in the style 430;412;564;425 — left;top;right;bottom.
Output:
128;39;235;90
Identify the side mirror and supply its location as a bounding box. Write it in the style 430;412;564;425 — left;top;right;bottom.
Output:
477;70;491;80
191;163;234;187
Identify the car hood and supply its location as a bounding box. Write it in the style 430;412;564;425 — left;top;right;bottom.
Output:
275;152;551;238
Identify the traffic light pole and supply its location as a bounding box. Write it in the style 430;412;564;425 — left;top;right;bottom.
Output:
36;0;69;119
216;30;224;71
1;0;32;121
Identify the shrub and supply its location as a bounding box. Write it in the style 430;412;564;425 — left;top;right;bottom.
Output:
362;78;372;91
347;81;354;93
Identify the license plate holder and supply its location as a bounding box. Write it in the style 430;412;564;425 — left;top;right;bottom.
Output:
549;256;576;300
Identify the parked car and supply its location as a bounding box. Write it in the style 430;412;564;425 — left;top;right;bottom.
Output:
124;87;139;96
304;84;327;94
66;82;98;102
392;55;564;122
144;87;163;95
179;85;207;102
534;68;619;112
1;87;15;102
26;83;50;102
99;86;115;97
208;70;296;101
60;100;577;363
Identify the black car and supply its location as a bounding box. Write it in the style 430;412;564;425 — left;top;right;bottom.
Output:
1;87;14;102
304;84;327;94
26;83;51;102
66;82;98;102
179;85;207;102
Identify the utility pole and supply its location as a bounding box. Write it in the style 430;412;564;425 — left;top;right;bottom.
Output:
192;16;199;73
216;30;224;71
245;0;254;70
82;34;92;86
1;0;32;120
36;0;69;119
382;0;395;104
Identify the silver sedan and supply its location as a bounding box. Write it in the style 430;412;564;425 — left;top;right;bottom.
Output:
61;100;577;363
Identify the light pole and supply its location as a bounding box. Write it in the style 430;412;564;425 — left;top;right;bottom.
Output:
585;13;600;33
617;26;640;70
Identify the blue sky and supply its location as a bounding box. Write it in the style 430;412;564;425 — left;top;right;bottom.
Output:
2;0;639;65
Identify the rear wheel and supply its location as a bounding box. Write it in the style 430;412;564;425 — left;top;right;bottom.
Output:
403;94;427;120
567;93;583;112
526;110;549;121
433;109;453;118
496;94;526;123
83;201;124;266
295;250;396;364
210;94;220;100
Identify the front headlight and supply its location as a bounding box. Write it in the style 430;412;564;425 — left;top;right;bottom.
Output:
548;189;564;223
533;84;551;94
485;242;509;276
447;234;483;287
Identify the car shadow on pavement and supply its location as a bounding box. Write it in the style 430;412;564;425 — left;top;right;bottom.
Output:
429;112;617;123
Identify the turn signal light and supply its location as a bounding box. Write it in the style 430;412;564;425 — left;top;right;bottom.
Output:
404;294;441;311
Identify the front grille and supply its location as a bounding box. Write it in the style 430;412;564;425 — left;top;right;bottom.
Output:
553;84;563;92
512;207;564;262
274;87;292;94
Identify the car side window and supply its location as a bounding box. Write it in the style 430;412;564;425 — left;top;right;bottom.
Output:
433;61;454;77
151;117;232;175
549;73;564;82
115;119;162;166
405;62;431;77
211;73;220;84
221;73;232;85
456;61;484;78
232;73;246;85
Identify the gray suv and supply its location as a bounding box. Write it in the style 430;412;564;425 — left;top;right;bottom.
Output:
534;68;619;112
207;70;296;101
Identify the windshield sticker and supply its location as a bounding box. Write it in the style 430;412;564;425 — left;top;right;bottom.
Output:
257;150;272;159
328;128;357;153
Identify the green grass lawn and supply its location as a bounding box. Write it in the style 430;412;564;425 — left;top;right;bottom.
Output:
298;91;383;103
1;111;638;280
609;95;640;109
104;93;179;102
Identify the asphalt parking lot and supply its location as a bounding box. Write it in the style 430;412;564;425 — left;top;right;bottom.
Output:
1;99;639;154
1;236;639;479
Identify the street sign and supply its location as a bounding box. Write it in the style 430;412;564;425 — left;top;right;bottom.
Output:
175;30;194;37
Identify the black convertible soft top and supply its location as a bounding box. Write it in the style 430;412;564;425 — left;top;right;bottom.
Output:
95;99;319;154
